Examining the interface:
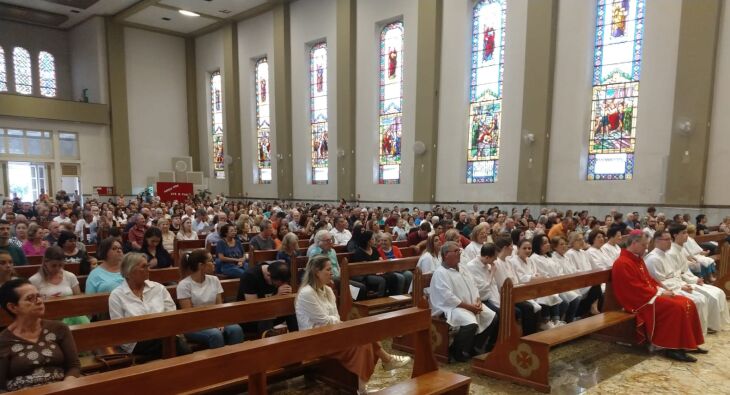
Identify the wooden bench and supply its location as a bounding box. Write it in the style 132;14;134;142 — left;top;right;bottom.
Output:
16;262;81;278
27;255;43;265
173;239;205;266
391;269;450;363
18;306;470;395
695;232;730;297
471;268;635;393
75;267;182;292
339;256;419;320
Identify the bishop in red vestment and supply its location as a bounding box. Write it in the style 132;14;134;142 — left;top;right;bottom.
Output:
612;232;705;362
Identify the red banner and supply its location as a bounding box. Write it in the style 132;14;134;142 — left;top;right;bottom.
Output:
156;182;193;202
94;186;115;196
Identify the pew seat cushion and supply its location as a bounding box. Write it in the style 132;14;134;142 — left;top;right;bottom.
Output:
522;311;634;347
369;370;471;395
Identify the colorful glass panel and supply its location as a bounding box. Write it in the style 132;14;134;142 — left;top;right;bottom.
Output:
38;51;56;97
467;0;506;184
0;47;6;92
210;71;225;179
13;47;32;95
587;0;644;180
310;42;328;184
255;58;272;184
378;22;404;184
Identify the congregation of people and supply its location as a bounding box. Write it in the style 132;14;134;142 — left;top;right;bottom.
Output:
0;191;727;391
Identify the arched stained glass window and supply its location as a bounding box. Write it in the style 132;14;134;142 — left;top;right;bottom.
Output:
310;42;329;184
13;47;32;95
378;22;404;184
255;57;272;184
38;51;56;97
0;46;7;92
587;0;644;180
467;0;506;184
210;71;225;179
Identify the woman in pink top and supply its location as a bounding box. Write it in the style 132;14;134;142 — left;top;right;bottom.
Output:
22;224;48;257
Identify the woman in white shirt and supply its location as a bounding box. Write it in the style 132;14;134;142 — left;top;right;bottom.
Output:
108;253;191;358
585;230;613;269
492;236;539;335
158;218;176;253
29;246;89;326
416;234;442;274
176;218;198;241
530;235;581;323
685;224;717;281
178;249;243;349
460;223;490;265
295;255;411;395
564;232;602;317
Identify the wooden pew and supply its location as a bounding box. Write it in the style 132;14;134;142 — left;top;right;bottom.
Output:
19;306;470;395
291;253;353;293
297;239;310;248
391;269;450;363
27;255;43;265
339;256;419;320
471;269;636;393
173;239;205;265
0;279;240;327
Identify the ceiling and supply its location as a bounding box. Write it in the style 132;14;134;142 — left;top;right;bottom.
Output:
0;0;279;36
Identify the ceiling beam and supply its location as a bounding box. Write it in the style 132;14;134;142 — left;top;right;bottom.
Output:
119;20;187;38
113;0;160;23
154;2;225;21
188;0;290;38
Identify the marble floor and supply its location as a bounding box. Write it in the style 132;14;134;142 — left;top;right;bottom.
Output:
266;328;730;395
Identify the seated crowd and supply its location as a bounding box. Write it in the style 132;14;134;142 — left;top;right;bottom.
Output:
0;192;726;390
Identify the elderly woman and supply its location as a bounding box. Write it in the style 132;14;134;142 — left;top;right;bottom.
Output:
85;237;124;294
178;249;243;349
0;278;80;391
158;219;176;253
376;233;412;295
215;223;246;277
276;233;300;266
461;223;490;265
295;255;411;395
108;253;190;358
140;227;173;269
29;246;89;325
307;230;366;299
57;231;92;275
22;224;47;257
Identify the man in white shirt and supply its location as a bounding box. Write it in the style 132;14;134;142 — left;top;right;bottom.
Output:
668;224;730;333
52;207;72;224
645;230;710;334
642;217;657;239
329;217;352;245
430;241;497;362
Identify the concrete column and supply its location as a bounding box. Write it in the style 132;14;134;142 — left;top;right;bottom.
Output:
336;0;356;201
273;3;294;199
223;24;243;196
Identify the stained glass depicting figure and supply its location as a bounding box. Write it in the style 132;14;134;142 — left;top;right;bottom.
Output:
38;51;56;97
210;71;225;179
310;43;328;184
378;22;404;184
13;47;31;95
467;0;506;184
587;0;644;180
255;58;272;184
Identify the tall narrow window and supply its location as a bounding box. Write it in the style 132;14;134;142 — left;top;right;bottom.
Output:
38;51;56;97
0;46;6;92
210;71;225;179
255;58;272;184
587;0;644;180
378;22;404;184
467;0;506;184
13;47;32;95
310;42;329;184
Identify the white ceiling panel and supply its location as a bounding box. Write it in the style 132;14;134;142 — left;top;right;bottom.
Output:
125;5;217;34
0;0;139;28
159;0;267;19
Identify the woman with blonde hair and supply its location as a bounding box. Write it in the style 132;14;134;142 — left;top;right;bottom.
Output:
157;218;176;253
176;217;198;241
295;255;411;395
461;222;491;265
276;233;300;266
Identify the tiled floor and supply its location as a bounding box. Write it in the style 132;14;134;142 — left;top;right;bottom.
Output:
268;328;730;394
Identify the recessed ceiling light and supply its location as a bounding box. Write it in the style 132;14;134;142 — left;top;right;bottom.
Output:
178;10;200;17
70;9;80;14
162;17;171;21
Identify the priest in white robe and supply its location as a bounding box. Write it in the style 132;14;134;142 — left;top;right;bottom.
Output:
669;225;730;333
430;241;497;362
645;230;710;334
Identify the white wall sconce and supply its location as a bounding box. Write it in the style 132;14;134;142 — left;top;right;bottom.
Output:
675;117;693;136
413;141;427;156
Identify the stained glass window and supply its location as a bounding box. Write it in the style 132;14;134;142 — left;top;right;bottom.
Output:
255;58;272;184
466;0;506;184
310;43;329;184
587;0;644;181
378;22;404;184
38;51;56;97
210;71;225;179
0;46;6;92
13;47;32;95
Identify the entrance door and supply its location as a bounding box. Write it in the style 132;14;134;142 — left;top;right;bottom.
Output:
8;162;48;202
